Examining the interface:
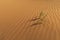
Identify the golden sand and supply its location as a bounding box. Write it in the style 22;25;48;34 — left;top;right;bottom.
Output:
0;0;60;40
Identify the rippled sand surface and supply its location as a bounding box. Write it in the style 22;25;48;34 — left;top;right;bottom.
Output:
0;0;60;40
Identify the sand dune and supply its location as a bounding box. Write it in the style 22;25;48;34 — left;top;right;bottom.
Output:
0;0;60;40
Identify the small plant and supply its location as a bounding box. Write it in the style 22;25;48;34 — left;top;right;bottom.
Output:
30;11;47;26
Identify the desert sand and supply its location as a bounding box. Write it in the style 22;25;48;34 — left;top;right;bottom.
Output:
0;0;60;40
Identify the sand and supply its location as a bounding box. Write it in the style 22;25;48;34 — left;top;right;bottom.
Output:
0;0;60;40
